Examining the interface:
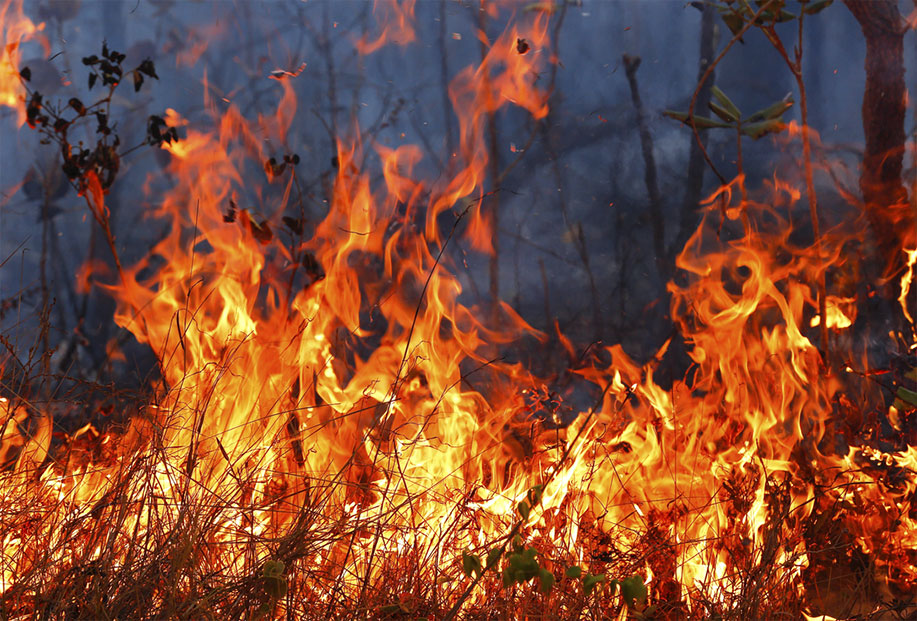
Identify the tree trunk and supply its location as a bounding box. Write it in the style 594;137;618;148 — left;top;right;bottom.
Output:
843;0;914;278
672;4;717;265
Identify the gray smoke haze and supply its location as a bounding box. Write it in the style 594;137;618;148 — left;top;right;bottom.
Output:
1;0;915;391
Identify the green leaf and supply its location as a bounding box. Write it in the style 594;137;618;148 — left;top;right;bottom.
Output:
719;10;746;38
264;575;287;599
741;118;787;139
663;110;732;129
262;560;285;579
486;547;503;569
527;484;544;505
517;500;531;521
502;566;516;588
895;387;917;407
582;573;605;595
708;101;739;124
565;565;582;579
776;8;797;21
462;551;484;578
506;548;540;582
538;567;555;594
802;0;833;15
744;93;793;122
620;575;648;608
710;86;741;121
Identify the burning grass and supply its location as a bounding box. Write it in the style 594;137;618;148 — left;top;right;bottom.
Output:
2;1;917;619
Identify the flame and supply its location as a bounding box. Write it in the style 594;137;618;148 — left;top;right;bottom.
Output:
0;0;47;125
1;3;916;617
900;247;917;325
355;0;416;55
809;295;856;329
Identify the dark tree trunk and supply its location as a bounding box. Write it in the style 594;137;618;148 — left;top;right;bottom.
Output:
672;4;716;265
843;0;914;278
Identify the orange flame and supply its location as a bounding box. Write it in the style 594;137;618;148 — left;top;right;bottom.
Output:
355;0;417;55
0;0;47;125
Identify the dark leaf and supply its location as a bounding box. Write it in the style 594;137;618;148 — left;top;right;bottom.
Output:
19;66;30;81
516;38;530;54
81;55;98;66
282;216;305;235
68;97;85;115
147;115;168;145
88;72;97;90
26;92;44;129
62;158;80;180
301;252;325;282
802;0;833;14
132;70;143;92
224;199;237;223
138;58;158;79
243;211;273;245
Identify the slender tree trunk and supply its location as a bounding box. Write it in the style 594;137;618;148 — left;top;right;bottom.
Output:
622;54;667;283
476;6;501;309
843;0;914;278
672;4;717;265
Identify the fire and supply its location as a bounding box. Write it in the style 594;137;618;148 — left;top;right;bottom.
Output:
1;2;916;618
0;0;47;125
355;0;417;55
900;248;917;325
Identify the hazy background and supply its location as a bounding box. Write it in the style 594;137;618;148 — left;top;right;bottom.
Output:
2;0;915;408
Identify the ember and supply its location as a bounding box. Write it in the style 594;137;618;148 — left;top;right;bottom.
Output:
1;1;915;619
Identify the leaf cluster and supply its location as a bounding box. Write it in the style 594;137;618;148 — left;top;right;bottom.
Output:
19;40;177;195
706;0;834;40
665;86;793;140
